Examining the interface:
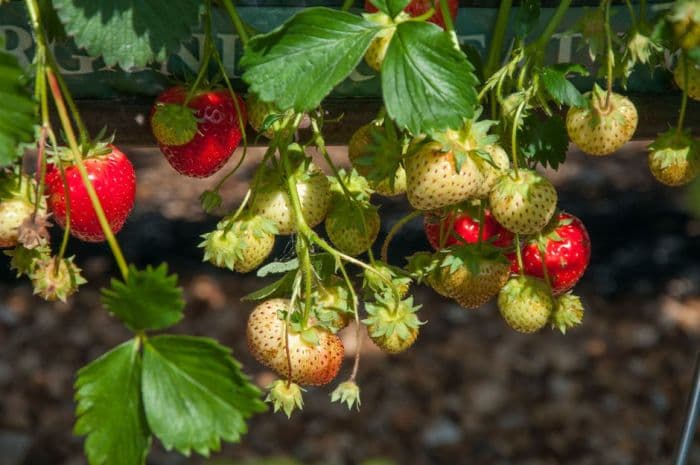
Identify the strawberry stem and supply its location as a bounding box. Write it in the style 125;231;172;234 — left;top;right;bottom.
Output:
185;4;214;105
484;0;512;79
510;100;526;178
221;0;250;46
55;165;72;266
340;0;355;12
476;201;484;249
381;210;420;262
514;233;525;276
537;240;552;289
438;0;455;32
603;0;614;110
533;0;572;53
677;52;689;134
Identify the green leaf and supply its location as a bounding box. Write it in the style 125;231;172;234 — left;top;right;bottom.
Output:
369;0;410;18
241;8;380;112
74;339;151;465
101;264;184;332
257;258;299;277
242;272;296;301
514;0;540;38
53;0;205;68
540;66;585;107
520;114;568;170
0;45;36;167
142;335;265;457
382;21;478;135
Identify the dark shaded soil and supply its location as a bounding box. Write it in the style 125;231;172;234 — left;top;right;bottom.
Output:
1;142;700;465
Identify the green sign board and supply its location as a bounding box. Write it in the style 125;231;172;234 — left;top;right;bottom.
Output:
0;1;675;99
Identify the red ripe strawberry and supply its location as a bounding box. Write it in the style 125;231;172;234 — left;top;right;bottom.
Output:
152;86;246;178
517;212;591;295
46;145;136;243
364;0;458;29
424;209;514;250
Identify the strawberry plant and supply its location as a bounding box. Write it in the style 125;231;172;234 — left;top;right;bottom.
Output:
0;0;698;464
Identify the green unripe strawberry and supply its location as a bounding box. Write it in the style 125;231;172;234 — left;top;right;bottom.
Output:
551;292;584;334
199;215;277;273
489;169;558;235
150;103;198;146
674;61;700;102
0;174;46;248
250;146;331;234
648;129;700;186
669;1;700;51
325;202;380;257
30;256;86;302
363;293;422;354
247;93;288;139
365;32;393;72
473;144;510;199
363;261;412;298
566;87;638;156
498;275;553;333
348;123;407;197
406;115;500;210
312;276;353;333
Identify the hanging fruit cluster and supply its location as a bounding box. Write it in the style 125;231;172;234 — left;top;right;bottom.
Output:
0;0;698;463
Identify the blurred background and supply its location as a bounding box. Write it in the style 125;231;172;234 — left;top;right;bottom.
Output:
1;141;700;465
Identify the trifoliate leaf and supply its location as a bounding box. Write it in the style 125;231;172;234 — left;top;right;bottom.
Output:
101;264;184;332
241;8;380;112
53;0;204;68
74;339;151;465
540;66;586;108
0;45;36;167
382;21;479;135
519;114;569;170
142;335;265;457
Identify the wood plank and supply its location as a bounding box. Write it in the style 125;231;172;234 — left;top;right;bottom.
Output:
68;95;697;146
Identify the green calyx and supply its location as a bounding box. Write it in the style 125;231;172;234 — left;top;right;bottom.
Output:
151;103;198;146
4;244;50;277
311;277;353;333
431;108;500;172
30;256;87;302
362;293;423;340
199;215;277;271
551;292;584;334
328;169;373;202
363;261;412;298
330;381;361;411
266;380;305;418
496;169;552;201
350;122;406;190
440;243;508;276
648;129;697;166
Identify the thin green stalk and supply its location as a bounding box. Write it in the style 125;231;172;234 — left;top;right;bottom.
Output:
46;52;89;146
603;0;614;109
533;0;573;52
186;6;214;104
438;0;455;32
678;53;689;133
640;0;647;23
514;233;524;275
484;0;512;78
46;70;129;280
381;210;420;263
510;100;526;177
221;0;250;46
285;273;303;385
335;259;362;382
623;0;637;25
537;241;552;289
340;0;355;12
55;165;72;265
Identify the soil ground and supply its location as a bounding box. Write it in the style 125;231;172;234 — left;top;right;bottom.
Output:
1;142;700;465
